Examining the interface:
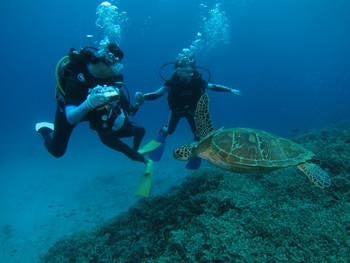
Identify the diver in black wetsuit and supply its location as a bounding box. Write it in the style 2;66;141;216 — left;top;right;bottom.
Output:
36;43;147;164
135;59;241;141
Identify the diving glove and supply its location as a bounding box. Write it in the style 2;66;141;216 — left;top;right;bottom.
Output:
135;92;145;106
230;88;241;96
85;86;107;109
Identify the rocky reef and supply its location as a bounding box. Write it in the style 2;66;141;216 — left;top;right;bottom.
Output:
40;127;350;263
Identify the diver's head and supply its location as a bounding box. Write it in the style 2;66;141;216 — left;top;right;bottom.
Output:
101;43;124;64
175;65;194;82
96;43;125;76
174;49;196;82
175;50;196;69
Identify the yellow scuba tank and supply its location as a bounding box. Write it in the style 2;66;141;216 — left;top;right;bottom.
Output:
54;55;70;103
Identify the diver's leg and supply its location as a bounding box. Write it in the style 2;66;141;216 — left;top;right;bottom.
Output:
98;132;146;163
131;125;146;151
110;121;146;151
184;110;202;170
166;110;181;135
39;107;75;158
185;110;200;141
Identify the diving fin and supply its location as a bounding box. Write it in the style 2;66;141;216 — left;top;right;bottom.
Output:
149;143;165;161
185;158;202;170
135;160;153;198
138;140;162;155
149;132;167;161
35;122;54;133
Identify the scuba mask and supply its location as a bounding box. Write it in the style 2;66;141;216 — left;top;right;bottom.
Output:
97;44;125;75
104;51;119;65
176;66;195;82
101;51;124;75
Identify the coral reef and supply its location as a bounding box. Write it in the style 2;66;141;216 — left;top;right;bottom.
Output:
40;127;350;263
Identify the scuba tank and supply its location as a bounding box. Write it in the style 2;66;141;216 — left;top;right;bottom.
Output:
54;46;99;110
54;55;70;110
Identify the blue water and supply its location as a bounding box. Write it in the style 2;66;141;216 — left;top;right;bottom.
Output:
1;0;349;137
0;0;349;261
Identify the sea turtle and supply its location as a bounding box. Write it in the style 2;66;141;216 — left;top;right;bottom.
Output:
173;93;331;188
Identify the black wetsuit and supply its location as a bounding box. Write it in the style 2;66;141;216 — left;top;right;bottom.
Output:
145;70;206;140
41;51;146;162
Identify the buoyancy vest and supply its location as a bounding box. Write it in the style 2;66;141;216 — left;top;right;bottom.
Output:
166;70;207;111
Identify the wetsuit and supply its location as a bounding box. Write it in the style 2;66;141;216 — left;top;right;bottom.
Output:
41;51;146;162
165;70;206;138
145;70;206;140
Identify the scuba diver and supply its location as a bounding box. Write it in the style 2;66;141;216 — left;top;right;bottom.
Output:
135;55;241;169
35;43;157;197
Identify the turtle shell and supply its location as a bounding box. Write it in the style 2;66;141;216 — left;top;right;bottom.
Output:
209;128;314;173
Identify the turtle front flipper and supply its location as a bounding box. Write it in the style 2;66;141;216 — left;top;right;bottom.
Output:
195;93;214;140
297;162;331;188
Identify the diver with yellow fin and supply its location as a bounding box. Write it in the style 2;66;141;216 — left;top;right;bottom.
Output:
36;43;159;197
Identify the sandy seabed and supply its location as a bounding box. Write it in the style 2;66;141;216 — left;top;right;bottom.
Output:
0;126;190;263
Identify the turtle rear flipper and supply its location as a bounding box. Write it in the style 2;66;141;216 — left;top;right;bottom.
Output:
297;162;331;188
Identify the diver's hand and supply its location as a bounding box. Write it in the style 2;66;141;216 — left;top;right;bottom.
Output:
85;86;107;110
230;88;241;96
135;91;145;106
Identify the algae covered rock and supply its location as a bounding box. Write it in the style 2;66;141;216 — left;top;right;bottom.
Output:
40;128;350;263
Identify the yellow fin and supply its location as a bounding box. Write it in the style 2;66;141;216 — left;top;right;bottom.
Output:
134;160;153;197
138;140;162;155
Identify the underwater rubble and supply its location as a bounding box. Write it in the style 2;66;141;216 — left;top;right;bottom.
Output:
40;127;350;263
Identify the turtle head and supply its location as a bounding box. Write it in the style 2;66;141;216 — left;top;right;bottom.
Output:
173;144;195;161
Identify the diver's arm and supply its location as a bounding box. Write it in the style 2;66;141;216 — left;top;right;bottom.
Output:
65;104;90;125
144;85;170;100
65;86;107;125
120;92;139;116
134;86;170;106
207;83;241;95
